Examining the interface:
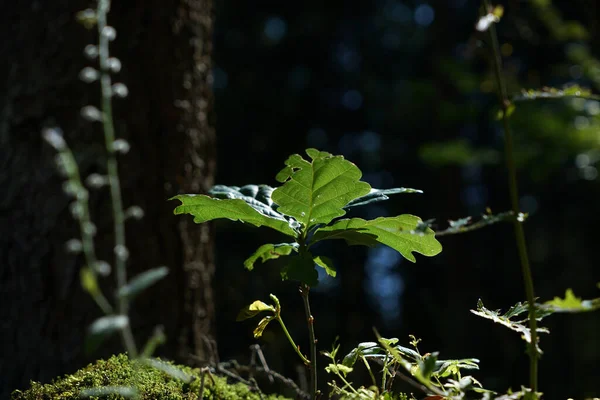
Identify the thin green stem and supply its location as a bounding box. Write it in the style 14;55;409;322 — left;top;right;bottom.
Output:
275;316;311;365
482;0;538;391
97;0;137;358
300;284;318;400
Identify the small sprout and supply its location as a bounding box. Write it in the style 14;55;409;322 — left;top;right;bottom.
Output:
102;26;117;41
83;221;97;236
42;127;66;151
94;260;111;276
83;44;99;60
76;8;97;30
65;239;83;253
81;105;103;122
114;244;130;262
125;206;145;220
86;173;108;188
107;57;122;73
112;139;130;154
112;83;129;98
79;67;99;83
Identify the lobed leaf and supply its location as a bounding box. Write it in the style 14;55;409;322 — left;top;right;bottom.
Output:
312;215;442;262
243;243;298;270
544;288;600;312
471;299;550;353
171;194;297;237
272;149;371;229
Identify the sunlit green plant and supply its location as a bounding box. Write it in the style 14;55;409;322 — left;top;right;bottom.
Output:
172;148;443;399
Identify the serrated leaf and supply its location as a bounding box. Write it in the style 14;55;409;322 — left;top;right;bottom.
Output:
253;315;275;338
544;288;600;312
344;187;422;209
281;253;319;286
117;266;168;300
313;255;336;277
171;194;297;237
244;243;298;270
312;215;442;262
237;300;276;321
471;299;550;353
80;386;138;398
142;358;193;383
85;315;129;355
271;149;371;229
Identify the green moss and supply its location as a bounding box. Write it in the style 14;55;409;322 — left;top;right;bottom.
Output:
12;354;291;400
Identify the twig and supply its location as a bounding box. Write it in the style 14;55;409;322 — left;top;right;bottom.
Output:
217;361;310;400
481;0;538;391
299;284;318;400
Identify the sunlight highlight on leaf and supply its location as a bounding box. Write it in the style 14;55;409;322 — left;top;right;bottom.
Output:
272;148;371;229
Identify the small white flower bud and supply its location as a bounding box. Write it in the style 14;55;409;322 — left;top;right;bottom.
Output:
107;57;121;73
79;67;99;83
111;83;128;98
81;105;102;122
94;260;111;276
65;239;83;253
114;245;129;261
125;206;144;220
86;173;108;188
101;26;117;41
84;45;98;60
112;139;130;154
42;128;66;151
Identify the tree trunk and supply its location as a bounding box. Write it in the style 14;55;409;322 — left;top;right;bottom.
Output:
0;0;216;397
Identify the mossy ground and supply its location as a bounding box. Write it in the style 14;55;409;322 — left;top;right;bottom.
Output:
12;354;291;400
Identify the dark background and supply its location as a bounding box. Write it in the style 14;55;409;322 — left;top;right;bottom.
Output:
211;0;600;398
3;0;600;399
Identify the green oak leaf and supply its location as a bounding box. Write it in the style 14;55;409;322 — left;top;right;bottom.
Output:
281;253;318;286
244;243;298;270
171;194;297;237
314;255;336;277
272;148;371;229
312;215;442;262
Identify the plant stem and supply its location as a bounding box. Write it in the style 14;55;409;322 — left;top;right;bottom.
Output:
97;0;138;358
276;316;311;365
300;284;317;400
482;0;538;391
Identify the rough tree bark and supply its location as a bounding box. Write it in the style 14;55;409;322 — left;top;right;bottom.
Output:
0;0;216;396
